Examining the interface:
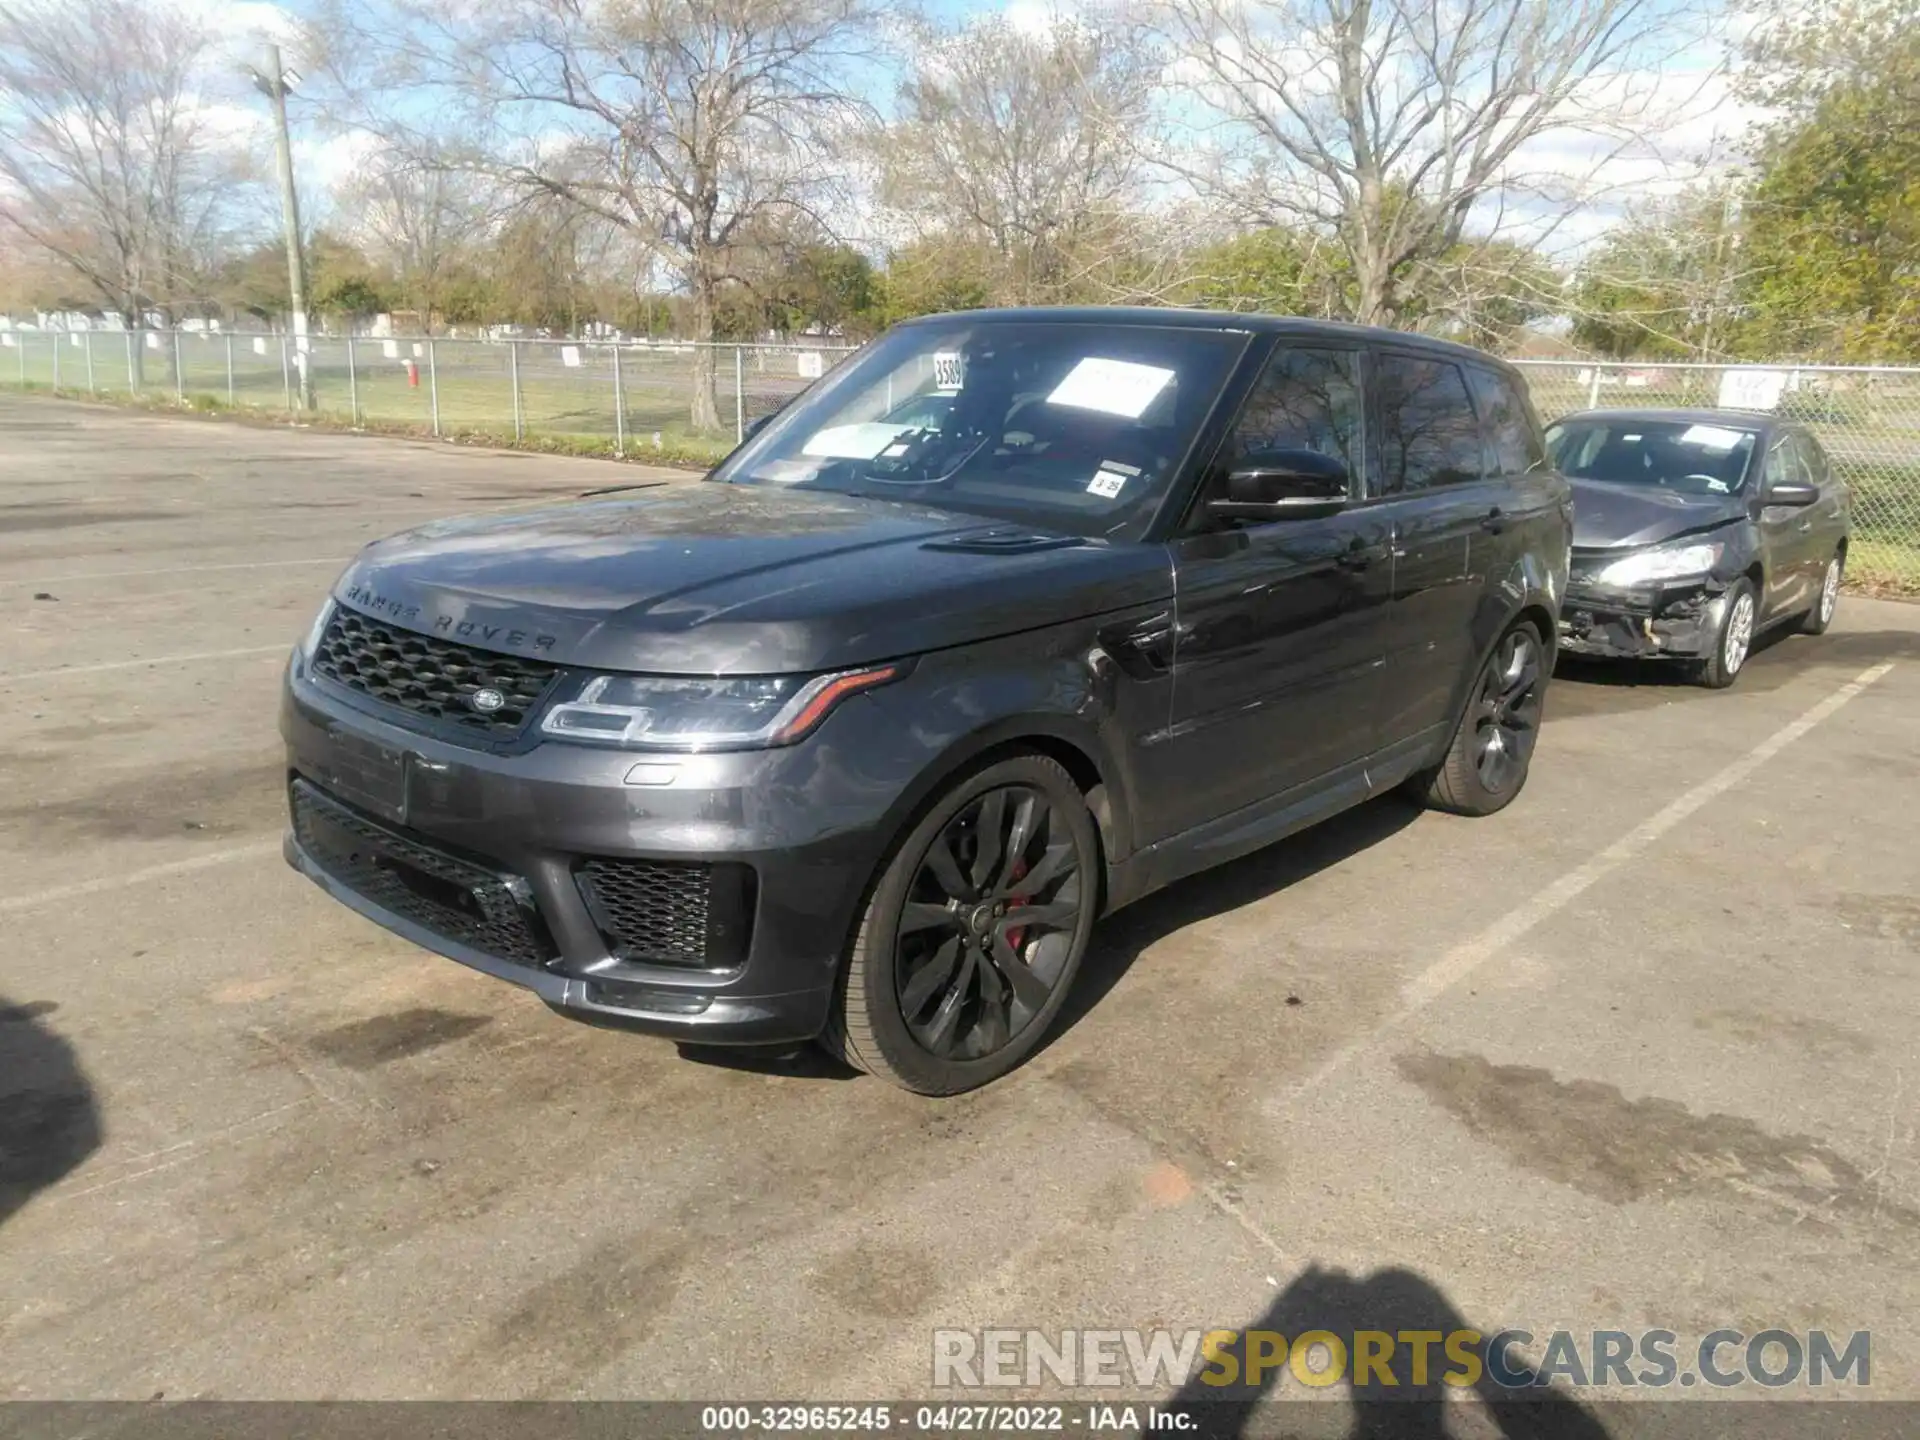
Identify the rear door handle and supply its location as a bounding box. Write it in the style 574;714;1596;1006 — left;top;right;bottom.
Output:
1335;537;1373;570
1480;507;1506;535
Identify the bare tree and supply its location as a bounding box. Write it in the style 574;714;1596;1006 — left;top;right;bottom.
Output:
347;147;493;333
317;0;878;432
0;0;249;328
873;12;1168;305
1151;0;1716;325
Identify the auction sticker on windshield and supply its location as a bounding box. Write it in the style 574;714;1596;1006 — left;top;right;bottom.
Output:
1087;461;1139;498
932;351;965;391
1048;357;1176;419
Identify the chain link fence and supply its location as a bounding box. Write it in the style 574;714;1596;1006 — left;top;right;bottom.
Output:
1;330;1915;591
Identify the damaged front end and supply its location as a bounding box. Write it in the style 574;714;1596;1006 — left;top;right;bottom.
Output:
1559;548;1732;661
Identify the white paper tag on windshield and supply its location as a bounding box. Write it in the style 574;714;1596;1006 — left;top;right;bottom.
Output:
1049;357;1176;419
1679;424;1746;450
932;351;964;391
1087;461;1138;499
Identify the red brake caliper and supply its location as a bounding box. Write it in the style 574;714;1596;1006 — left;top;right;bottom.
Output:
1004;859;1029;952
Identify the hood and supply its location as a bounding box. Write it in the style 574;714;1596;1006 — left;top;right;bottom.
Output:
330;482;1173;674
1569;478;1746;549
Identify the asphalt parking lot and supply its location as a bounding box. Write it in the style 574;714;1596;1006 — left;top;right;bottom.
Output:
3;394;1917;1424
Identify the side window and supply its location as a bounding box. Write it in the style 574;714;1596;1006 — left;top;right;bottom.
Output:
1787;433;1827;486
1222;347;1365;487
1763;440;1797;489
1372;355;1484;494
1466;366;1546;477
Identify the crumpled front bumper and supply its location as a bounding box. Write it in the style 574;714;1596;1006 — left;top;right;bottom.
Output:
1558;578;1730;660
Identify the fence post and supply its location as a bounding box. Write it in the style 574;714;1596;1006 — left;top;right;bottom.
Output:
1587;365;1603;408
85;331;96;395
127;332;138;393
280;334;291;411
734;345;745;444
346;337;360;426
225;334;235;406
613;343;626;455
427;338;440;437
15;336;24;388
173;330;184;403
509;340;523;442
52;333;60;391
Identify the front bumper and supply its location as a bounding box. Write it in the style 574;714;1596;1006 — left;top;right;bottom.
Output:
280;659;903;1046
1558;578;1728;661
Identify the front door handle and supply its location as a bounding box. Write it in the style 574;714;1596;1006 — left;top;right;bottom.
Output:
1480;507;1507;535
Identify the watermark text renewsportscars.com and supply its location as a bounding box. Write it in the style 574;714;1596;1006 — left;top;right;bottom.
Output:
932;1328;1871;1391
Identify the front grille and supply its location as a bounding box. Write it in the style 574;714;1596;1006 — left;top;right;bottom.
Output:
291;779;556;968
311;607;561;738
575;858;756;970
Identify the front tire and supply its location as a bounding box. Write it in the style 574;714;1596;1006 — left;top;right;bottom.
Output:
824;754;1099;1094
1800;553;1842;635
1415;620;1547;817
1694;577;1758;688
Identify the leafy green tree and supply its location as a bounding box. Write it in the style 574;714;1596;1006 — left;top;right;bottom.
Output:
1738;0;1920;359
1570;186;1745;359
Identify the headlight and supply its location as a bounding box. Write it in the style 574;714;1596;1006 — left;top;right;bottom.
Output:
540;663;905;751
1594;542;1723;588
295;598;334;663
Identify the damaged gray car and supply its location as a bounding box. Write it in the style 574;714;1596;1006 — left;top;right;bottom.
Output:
1549;408;1851;687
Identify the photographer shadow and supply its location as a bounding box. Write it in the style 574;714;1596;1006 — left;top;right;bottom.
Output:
0;997;101;1230
1171;1265;1610;1440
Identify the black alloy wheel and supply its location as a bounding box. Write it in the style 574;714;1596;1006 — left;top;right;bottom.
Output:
894;784;1083;1060
825;753;1100;1094
1470;626;1545;796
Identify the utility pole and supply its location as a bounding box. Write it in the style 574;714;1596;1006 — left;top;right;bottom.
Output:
253;44;313;410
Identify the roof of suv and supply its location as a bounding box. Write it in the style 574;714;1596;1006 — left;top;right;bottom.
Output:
898;306;1517;372
1556;407;1787;431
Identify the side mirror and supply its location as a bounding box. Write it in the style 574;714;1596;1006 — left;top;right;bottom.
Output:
1762;478;1818;508
1206;448;1350;523
742;413;774;442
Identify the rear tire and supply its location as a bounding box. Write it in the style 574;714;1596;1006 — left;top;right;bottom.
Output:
1415;620;1548;817
1694;577;1757;688
822;753;1099;1094
1800;553;1842;635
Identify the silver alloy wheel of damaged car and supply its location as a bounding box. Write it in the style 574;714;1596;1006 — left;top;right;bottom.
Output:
1802;555;1842;635
1697;579;1758;688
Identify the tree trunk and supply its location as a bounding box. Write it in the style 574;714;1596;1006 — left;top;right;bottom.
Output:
688;262;722;434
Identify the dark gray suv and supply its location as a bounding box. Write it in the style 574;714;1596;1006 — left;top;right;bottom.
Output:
282;309;1572;1092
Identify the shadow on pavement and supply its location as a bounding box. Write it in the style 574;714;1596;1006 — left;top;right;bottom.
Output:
1553;627;1920;718
1047;793;1423;1053
0;996;101;1228
1170;1264;1610;1439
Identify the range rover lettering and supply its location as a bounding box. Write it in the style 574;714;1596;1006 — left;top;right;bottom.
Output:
282;309;1572;1093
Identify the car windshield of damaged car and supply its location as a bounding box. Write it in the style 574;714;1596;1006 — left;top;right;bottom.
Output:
709;321;1246;539
1546;419;1761;497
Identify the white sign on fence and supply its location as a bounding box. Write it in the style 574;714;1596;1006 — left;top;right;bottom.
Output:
412;342;424;358
797;351;824;380
252;337;267;356
145;332;161;350
1718;368;1790;411
561;345;582;368
382;340;399;359
70;333;81;348
0;335;13;349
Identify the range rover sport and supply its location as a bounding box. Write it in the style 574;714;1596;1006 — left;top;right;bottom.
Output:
282;308;1572;1093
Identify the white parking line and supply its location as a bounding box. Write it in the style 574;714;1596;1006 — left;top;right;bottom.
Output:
0;841;283;915
0;644;288;683
0;556;347;584
1280;659;1898;1112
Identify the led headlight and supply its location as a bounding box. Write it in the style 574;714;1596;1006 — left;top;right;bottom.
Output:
295;598;334;663
540;664;904;751
1594;542;1723;589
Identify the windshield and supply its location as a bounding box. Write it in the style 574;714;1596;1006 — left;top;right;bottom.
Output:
1545;419;1760;496
709;320;1249;539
